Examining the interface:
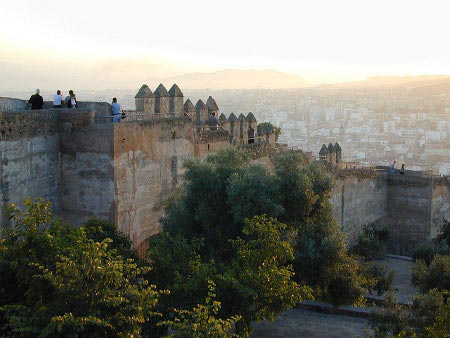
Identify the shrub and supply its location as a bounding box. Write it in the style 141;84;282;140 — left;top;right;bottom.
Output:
411;254;450;292
366;263;394;296
412;243;437;265
350;224;390;260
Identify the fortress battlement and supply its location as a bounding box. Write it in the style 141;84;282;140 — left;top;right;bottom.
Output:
0;86;448;256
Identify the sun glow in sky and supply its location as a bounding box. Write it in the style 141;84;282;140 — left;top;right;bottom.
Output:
1;0;449;86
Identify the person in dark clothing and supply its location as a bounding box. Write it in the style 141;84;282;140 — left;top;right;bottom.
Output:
27;89;43;110
248;125;255;144
208;112;220;130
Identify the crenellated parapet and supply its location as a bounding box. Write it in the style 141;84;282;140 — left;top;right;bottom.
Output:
135;83;184;115
319;142;342;165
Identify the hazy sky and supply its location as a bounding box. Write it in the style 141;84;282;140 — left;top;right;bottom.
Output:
1;0;449;85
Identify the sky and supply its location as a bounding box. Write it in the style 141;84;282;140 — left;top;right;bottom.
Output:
1;0;449;89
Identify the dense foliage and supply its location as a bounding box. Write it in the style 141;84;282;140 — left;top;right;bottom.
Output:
0;199;159;337
148;215;310;336
349;223;390;261
156;146;371;332
370;289;449;337
412;254;450;292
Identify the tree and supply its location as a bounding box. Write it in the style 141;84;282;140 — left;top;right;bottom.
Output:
161;280;240;338
148;216;311;337
0;199;160;336
160;147;370;309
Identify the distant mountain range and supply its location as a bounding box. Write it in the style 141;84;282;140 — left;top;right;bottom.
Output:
150;69;309;89
330;75;450;89
1;59;449;93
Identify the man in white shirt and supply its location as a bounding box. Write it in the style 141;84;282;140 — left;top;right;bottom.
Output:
53;90;63;108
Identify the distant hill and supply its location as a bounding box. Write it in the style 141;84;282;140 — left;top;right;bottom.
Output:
153;69;309;89
331;75;450;89
408;80;450;97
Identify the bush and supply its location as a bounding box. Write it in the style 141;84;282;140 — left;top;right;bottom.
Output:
370;289;449;337
366;263;394;296
349;224;390;260
412;243;438;265
412;254;450;292
0;199;160;336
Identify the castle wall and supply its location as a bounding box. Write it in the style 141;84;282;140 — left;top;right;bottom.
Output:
431;177;450;239
59;123;115;226
113;117;196;254
387;175;433;254
331;173;388;243
169;97;184;114
0;108;95;224
0;97;29;111
155;97;170;114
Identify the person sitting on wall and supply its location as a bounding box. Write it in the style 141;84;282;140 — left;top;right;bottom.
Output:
27;88;43;110
390;160;397;174
67;91;77;108
64;90;73;107
209;112;220;130
111;97;121;123
248;125;255;144
400;163;405;175
53;90;63;108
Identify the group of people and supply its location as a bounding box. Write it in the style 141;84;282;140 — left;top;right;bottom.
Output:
27;89;77;110
391;160;405;175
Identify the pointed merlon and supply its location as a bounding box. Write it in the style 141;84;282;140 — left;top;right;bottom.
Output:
334;142;341;151
328;143;335;153
135;84;154;98
154;83;168;97
228;113;237;122
246;112;256;122
238;113;247;121
195;99;207;112
319;144;328;155
168;84;183;97
206;96;219;111
219;113;228;123
184;99;195;112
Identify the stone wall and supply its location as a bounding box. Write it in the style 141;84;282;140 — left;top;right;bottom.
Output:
113;117;197;253
431;177;450;239
59;123;115;226
0;97;29;112
387;175;433;254
331;173;388;243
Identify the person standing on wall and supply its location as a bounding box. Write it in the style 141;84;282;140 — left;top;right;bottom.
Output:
53;90;63;108
248;124;255;144
27;89;43;110
111;97;121;123
208;112;220;130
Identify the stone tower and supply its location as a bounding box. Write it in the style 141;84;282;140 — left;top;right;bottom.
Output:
183;99;195;119
154;83;169;114
134;84;155;113
168;84;184;114
195;99;208;123
206;96;219;118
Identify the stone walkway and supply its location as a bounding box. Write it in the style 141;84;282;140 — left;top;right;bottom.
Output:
252;308;371;337
380;256;417;304
251;256;417;337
